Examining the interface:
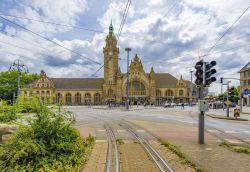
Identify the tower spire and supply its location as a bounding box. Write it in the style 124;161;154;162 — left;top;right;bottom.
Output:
109;20;114;35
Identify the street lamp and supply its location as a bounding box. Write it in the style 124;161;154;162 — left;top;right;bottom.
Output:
9;59;29;98
125;48;131;110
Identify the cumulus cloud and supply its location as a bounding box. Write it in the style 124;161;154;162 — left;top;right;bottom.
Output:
0;0;249;94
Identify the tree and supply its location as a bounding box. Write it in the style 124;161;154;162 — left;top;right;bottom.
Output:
0;70;38;101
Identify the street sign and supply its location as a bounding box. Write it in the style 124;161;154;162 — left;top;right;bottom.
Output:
244;89;249;95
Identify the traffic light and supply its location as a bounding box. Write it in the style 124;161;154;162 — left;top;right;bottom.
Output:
195;60;203;86
204;61;217;86
228;87;235;102
220;77;223;83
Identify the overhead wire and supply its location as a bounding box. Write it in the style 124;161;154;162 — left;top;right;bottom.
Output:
0;15;102;65
90;0;132;77
205;4;250;55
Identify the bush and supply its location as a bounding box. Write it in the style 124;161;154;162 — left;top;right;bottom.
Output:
0;99;95;171
0;106;17;122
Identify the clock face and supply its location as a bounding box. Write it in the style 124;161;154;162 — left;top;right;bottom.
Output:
109;51;113;58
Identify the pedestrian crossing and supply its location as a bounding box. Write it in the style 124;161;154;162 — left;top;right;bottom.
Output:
207;129;250;135
207;129;250;144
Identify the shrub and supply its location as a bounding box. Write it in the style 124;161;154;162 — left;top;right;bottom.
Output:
0;99;95;171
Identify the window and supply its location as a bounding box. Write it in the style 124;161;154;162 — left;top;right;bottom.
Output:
55;93;62;103
46;91;50;95
108;89;113;96
75;93;81;105
248;80;250;85
36;91;40;95
65;93;72;105
42;84;44;88
156;90;161;97
85;93;91;104
165;90;173;96
94;93;101;105
179;90;183;96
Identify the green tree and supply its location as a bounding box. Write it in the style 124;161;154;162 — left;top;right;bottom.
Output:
0;70;38;101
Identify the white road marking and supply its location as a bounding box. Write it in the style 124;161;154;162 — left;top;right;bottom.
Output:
136;130;145;132
97;129;105;132
207;129;221;133
117;130;126;132
224;139;243;144
96;140;107;142
224;130;239;134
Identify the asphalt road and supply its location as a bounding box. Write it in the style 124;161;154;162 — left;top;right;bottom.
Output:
66;105;250;144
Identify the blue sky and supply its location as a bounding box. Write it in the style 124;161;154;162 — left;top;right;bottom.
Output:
0;0;249;94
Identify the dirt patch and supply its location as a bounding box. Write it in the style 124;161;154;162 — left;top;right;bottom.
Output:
81;141;107;172
119;140;158;172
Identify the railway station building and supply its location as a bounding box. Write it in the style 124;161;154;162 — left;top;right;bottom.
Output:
22;22;197;106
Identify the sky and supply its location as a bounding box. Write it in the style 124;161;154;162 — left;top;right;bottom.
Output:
0;0;249;94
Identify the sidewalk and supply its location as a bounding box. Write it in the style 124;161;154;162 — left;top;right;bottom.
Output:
207;107;250;120
130;119;250;172
181;106;250;120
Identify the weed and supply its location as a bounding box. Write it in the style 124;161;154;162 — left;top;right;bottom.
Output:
158;139;205;172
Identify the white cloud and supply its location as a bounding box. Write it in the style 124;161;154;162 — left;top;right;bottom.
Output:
0;0;249;94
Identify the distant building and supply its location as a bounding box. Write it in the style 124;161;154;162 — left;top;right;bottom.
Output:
239;62;250;106
21;22;197;105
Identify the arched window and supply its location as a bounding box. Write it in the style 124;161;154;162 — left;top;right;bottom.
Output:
128;81;146;96
156;90;161;97
65;93;72;105
165;90;173;96
108;89;113;96
179;90;183;96
85;93;91;104
94;93;101;105
41;91;45;96
46;90;50;95
168;90;173;96
75;93;82;105
55;93;62;103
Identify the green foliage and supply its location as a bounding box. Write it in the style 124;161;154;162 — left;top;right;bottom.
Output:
0;98;95;171
219;141;250;154
0;70;38;101
0;101;18;122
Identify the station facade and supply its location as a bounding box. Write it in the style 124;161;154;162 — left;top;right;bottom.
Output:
22;23;197;105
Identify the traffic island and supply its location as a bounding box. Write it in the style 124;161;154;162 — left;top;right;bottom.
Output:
207;114;249;121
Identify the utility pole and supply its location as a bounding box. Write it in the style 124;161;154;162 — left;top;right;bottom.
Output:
190;70;193;107
9;59;28;98
125;48;131;110
226;81;230;117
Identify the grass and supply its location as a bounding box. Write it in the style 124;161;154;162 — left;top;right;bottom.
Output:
219;141;250;154
116;138;124;145
158;139;205;172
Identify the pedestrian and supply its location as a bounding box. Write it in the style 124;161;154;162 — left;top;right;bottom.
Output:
181;103;184;109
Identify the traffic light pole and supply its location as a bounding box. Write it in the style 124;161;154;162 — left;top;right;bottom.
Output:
198;62;206;144
226;81;230;117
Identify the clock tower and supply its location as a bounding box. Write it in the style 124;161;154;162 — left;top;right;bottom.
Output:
103;21;119;102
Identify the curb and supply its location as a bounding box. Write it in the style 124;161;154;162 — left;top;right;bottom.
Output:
207;114;249;121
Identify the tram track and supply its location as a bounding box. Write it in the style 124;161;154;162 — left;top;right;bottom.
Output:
120;122;173;172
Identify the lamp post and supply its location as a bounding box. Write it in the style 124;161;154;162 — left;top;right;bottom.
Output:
125;48;131;110
9;59;28;98
190;70;193;107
